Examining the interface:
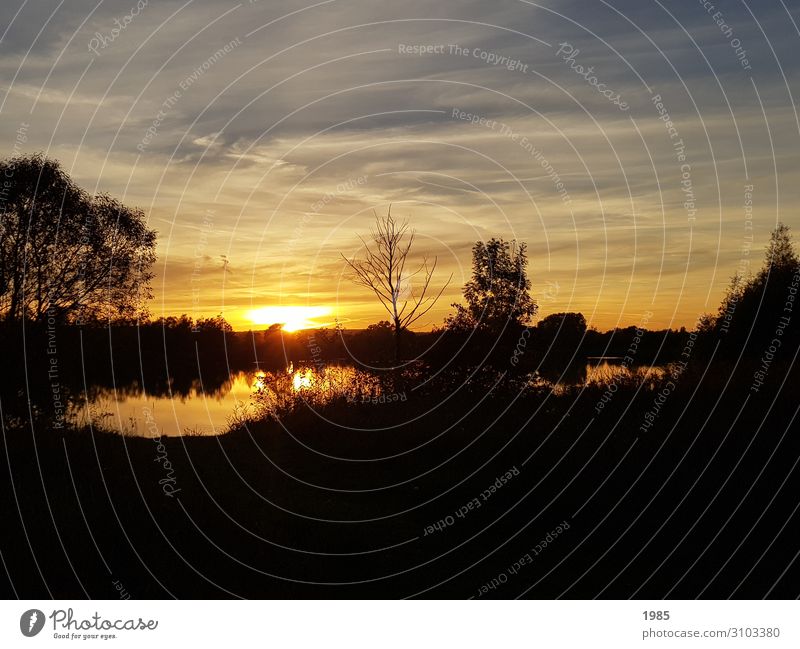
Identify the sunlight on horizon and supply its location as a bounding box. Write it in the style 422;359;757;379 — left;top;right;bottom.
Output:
245;305;334;332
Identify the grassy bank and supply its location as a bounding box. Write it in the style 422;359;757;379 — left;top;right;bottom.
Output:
2;361;798;599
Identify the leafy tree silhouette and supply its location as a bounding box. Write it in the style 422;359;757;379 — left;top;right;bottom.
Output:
0;154;156;323
447;238;537;334
706;223;800;356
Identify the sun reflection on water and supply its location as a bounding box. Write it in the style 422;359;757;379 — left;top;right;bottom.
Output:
292;369;314;391
584;360;668;388
251;363;388;413
69;359;673;437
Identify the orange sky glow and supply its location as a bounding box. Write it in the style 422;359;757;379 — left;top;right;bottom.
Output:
3;1;798;333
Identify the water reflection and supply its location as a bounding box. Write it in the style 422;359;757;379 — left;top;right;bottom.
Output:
531;359;668;395
68;371;260;437
69;359;670;436
584;359;667;387
68;363;393;437
253;363;386;413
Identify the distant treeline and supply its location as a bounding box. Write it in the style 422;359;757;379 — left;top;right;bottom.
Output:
0;313;703;391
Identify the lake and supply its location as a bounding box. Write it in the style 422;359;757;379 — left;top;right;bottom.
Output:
68;358;668;436
67;363;388;436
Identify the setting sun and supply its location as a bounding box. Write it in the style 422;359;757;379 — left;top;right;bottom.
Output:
6;0;800;608
245;306;334;332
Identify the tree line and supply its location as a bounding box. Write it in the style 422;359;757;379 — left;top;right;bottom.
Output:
3;153;798;367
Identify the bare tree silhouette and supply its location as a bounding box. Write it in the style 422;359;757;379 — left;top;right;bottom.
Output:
342;207;451;360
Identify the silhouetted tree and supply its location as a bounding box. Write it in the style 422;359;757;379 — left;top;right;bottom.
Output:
0;154;156;323
342;208;450;360
194;314;233;332
702;223;800;358
150;314;195;331
367;320;393;332
446;238;537;333
532;312;587;377
537;312;587;338
365;320;394;349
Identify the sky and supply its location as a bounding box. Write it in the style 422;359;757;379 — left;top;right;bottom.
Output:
2;0;799;331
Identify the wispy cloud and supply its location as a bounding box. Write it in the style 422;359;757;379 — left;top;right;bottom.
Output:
2;0;798;329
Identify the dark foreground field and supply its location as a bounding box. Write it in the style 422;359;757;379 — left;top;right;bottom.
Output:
2;360;798;599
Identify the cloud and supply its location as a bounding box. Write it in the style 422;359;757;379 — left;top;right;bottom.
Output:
2;0;799;328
